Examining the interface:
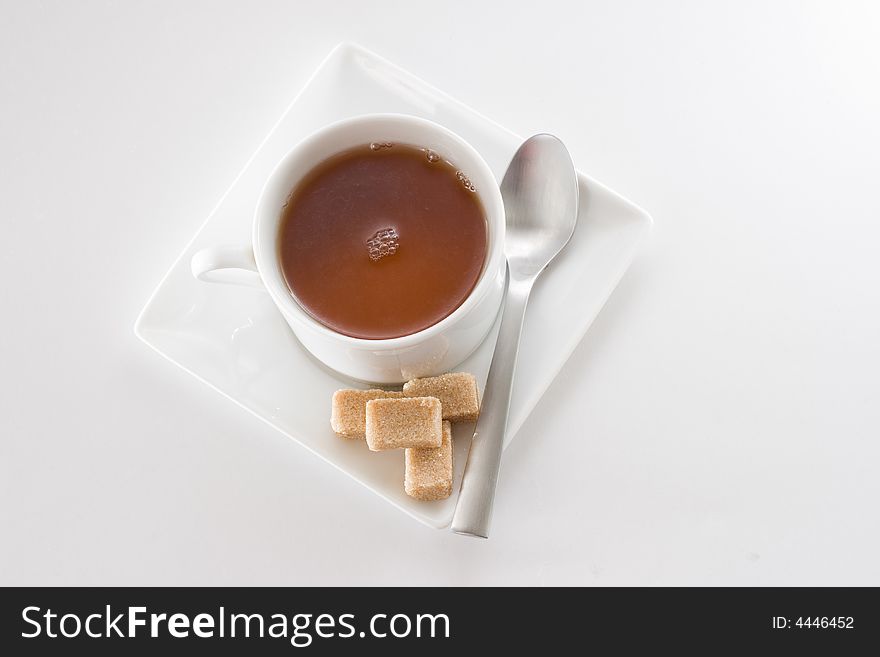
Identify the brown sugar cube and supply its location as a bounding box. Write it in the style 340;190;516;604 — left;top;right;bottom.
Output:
330;389;404;439
364;397;442;451
403;372;480;422
405;421;453;501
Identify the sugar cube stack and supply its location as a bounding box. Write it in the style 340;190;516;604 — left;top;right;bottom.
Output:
365;397;443;451
405;420;453;501
403;372;480;422
329;372;480;502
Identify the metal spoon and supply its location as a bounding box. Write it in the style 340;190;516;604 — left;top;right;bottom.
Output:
451;134;579;538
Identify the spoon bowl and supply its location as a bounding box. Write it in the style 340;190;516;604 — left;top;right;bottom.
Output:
502;135;580;277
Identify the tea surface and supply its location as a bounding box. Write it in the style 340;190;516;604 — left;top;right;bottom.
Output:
278;144;488;339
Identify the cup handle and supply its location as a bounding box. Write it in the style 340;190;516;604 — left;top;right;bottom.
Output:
190;245;263;288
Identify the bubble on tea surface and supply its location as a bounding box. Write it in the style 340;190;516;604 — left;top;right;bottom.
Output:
367;227;400;261
456;170;476;192
425;149;440;163
370;142;394;151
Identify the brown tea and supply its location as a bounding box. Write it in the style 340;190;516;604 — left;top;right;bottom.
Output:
278;144;488;339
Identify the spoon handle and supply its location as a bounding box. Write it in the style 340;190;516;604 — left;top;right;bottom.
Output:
451;268;532;538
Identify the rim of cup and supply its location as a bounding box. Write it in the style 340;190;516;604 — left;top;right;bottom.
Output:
252;113;506;349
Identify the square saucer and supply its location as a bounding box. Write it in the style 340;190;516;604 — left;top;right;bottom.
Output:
135;43;652;528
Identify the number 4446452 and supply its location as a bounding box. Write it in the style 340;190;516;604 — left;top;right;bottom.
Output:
799;617;853;629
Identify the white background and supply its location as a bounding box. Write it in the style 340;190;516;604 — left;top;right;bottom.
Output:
2;1;878;586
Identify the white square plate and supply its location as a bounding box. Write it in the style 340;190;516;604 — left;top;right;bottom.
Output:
135;43;652;528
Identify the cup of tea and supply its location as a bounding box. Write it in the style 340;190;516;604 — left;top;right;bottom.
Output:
191;114;506;384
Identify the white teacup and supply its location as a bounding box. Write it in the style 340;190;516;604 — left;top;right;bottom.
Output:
191;114;506;384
